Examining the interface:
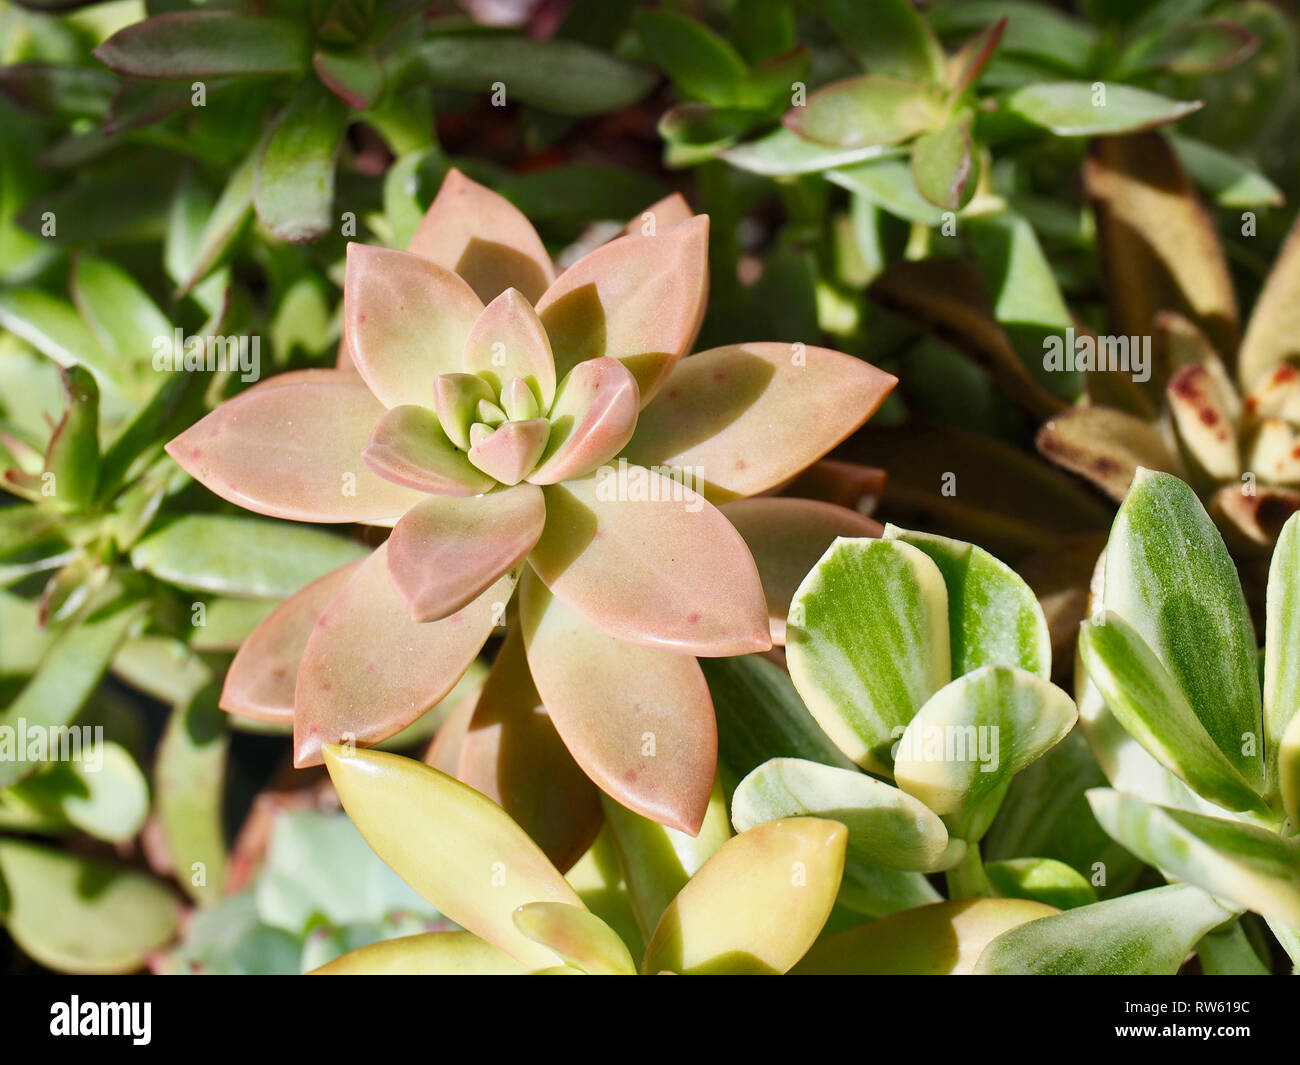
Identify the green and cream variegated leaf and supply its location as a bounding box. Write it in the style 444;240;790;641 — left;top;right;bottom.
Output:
731;757;952;872
787;537;951;773
883;525;1051;678
1280;713;1300;830
1104;469;1264;790
321;746;584;970
1265;513;1300;796
1088;789;1300;926
974;883;1231;974
893;666;1077;835
1080;613;1267;815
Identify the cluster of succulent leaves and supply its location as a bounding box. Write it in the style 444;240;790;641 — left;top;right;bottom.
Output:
3;0;1300;977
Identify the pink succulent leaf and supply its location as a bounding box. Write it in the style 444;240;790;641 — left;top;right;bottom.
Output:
527;467;770;656
528;356;640;485
220;558;364;722
363;404;495;495
719;498;883;645
433;373;497;451
467;417;549;485
535;216;709;408
425;690;479;776
456;625;603;873
387;484;546;623
621;192;694;237
293;542;513;767
778;459;888;514
625;342;897;502
164;370;426;524
407;168;555;304
335;334;357;372
461;287;557;408
519;569;716;835
344;242;484;409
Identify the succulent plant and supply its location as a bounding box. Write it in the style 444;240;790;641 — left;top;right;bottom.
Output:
164;168;895;837
1077;468;1300;967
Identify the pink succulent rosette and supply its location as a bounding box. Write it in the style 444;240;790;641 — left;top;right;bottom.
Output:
167;170;894;838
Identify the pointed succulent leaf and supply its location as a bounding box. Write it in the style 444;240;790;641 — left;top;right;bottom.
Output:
733;758;951;872
1088;789;1300;926
529;357;640;486
407;169;554;305
519;572;717;836
1080;613;1266;814
254;84;348;244
946;17;1008;96
312;44;384;111
1266;514;1300;768
1035;406;1181;503
530;470;768;655
796;898;1055;975
784;75;945;149
93;12;311;79
634;10;748;107
173;146;256;297
640;819;846;975
720;128;894;176
71;255;170;384
0;841;178;975
974;882;1230;975
461;288;556;408
344;244;484;409
294;544;511;766
983;858;1097;910
910;115;976;212
467;418;549;485
456;626;601;873
1279;713;1300;830
1085;133;1238;355
535;218;709;406
1167;362;1242;481
1211;483;1300;555
363;404;495;496
1238;215;1300;391
1104;469;1264;789
433;373;497;451
719;499;880;645
166;370;427;523
894;667;1076;833
1169;133;1284;209
625;343;895;503
1009;82;1203;136
312;931;525;975
513;902;637;975
221;559;363;722
786;537;951;774
388;486;544;623
42;366;100;511
883;525;1051;678
322;746;583;969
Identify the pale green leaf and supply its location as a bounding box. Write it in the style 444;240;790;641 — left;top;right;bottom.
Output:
1008;81;1202;136
985;857;1097;910
513;902;637;975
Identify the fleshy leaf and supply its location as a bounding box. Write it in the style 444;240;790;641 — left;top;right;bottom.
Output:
1008;81;1203;136
795;898;1056;975
519;571;717;836
732;758;951;872
1079;613;1266;814
624;343;895;502
93;12;310;79
165;370;426;523
894;667;1076;836
388;486;544;623
910;115;976;212
467;418;549;486
719;498;881;645
984;858;1097;910
294;544;510;766
529;357;640;485
1167;362;1241;481
529;469;769;656
1238;214;1300;391
1035;406;1181;503
812;0;946;82
785;75;945;149
408;168;554;305
322;746;583;969
1088;789;1300;926
1266;514;1300;785
786;537;951;774
461;288;557;408
433;373;496;451
513;902;637;975
640;819;846;975
363;404;494;496
254;84;347;244
1104;469;1264;789
312;931;525;975
974;882;1230;975
535;218;709;406
458;628;601;873
883;525;1051;678
344;244;484;409
221;560;362;722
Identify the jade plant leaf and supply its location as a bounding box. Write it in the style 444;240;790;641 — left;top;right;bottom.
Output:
322;745;585;970
732;757;952;871
640;818;846;974
786;537;951;773
909;115;976;211
786;76;946;150
974;883;1231;975
1087;789;1300;926
1007;81;1203;136
93;13;311;79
